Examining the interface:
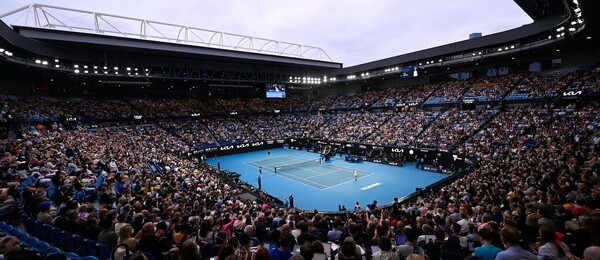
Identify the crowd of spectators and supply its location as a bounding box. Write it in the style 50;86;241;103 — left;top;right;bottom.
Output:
316;112;388;143
205;118;256;145
507;70;587;100
463;74;524;102
371;84;438;109
240;115;281;141
417;109;497;150
311;96;338;111
275;114;307;139
5;97;136;121
158;119;219;150
268;97;313;113
424;81;469;105
0;68;599;260
366;111;439;147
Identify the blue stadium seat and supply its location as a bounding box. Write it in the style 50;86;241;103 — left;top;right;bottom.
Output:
54;230;70;249
65;234;83;254
35;241;51;252
24;236;40;247
64;252;80;260
46;247;62;254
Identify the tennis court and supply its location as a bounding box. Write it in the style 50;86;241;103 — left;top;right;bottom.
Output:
207;148;444;211
246;156;373;190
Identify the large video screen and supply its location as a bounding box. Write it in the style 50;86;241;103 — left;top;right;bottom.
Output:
266;83;286;98
402;66;419;78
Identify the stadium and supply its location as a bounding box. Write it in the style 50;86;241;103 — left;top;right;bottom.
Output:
0;1;598;260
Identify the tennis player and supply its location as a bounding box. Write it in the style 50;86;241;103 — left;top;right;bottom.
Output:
354;168;359;181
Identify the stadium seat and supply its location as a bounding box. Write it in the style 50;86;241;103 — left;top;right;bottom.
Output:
64;252;80;260
45;253;68;260
35;242;51;252
46;247;62;254
65;234;83;254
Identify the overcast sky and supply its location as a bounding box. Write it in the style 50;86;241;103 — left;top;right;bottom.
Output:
1;1;532;67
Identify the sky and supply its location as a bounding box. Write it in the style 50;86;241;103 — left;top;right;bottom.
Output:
0;1;533;67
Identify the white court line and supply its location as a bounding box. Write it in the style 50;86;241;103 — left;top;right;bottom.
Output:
274;171;329;189
321;171;375;190
247;156;377;190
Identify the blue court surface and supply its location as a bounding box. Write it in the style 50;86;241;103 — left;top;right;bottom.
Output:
207;148;445;211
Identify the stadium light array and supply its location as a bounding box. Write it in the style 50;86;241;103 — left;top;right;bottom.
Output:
42;61;48;65
55;65;60;68
35;60;41;64
384;67;400;73
84;70;88;73
74;64;79;68
54;59;59;62
114;66;118;70
347;75;356;80
83;65;88;69
74;69;80;73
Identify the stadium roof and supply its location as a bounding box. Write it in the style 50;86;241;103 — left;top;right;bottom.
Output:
0;1;597;89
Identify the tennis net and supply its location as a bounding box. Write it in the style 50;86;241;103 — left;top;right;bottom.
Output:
274;159;321;173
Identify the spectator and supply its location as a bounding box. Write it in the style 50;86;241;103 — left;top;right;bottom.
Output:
495;227;536;260
372;237;400;260
473;227;501;260
536;226;571;260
